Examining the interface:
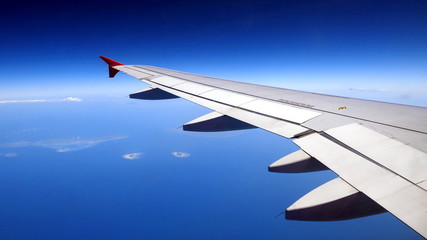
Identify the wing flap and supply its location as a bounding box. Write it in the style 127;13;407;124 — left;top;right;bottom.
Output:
240;99;321;124
325;123;427;184
294;132;427;238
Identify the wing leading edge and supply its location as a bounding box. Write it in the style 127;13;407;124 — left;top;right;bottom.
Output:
100;56;427;238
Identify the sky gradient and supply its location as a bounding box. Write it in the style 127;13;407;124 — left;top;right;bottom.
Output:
0;1;427;239
1;0;426;104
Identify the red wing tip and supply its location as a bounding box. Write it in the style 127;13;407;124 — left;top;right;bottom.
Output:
99;56;124;66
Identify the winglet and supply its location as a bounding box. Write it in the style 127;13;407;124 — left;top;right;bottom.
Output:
99;56;124;78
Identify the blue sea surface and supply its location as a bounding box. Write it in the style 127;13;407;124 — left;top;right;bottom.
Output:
0;96;422;239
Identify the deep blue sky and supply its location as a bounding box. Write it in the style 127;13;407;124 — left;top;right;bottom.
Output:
0;98;423;240
1;0;426;104
0;1;426;239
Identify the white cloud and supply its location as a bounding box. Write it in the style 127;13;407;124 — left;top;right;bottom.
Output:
0;97;82;104
1;153;17;157
56;148;73;152
18;127;46;133
171;152;190;158
5;153;17;157
0;135;128;152
64;97;82;102
122;152;142;160
348;88;389;92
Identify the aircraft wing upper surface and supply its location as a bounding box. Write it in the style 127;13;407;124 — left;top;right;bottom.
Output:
100;56;427;238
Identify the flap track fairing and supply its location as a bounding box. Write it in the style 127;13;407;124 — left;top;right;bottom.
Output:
269;150;328;173
286;178;386;221
183;112;257;132
129;87;179;100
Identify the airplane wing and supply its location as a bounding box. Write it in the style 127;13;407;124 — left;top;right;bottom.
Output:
100;56;427;238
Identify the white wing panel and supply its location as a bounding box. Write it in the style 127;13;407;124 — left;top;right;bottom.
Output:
222;108;311;138
173;82;215;95
151;76;187;86
326;123;427;184
200;89;256;106
240;99;321;124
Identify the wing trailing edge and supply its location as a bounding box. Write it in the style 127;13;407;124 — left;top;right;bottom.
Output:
100;57;427;239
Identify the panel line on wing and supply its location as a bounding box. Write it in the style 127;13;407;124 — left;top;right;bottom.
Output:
148;80;312;126
123;65;427;136
146;82;310;138
294;133;427;238
325;123;427;184
318;132;417;185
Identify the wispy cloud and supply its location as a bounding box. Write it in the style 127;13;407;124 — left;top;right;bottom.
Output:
0;153;18;157
0;135;128;152
0;97;82;104
171;152;191;158
122;152;142;160
348;88;389;92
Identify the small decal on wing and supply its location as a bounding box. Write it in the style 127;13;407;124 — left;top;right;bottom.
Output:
277;99;314;108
